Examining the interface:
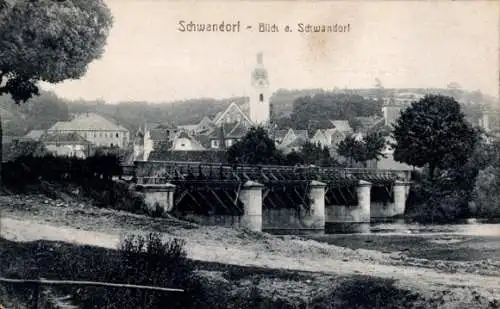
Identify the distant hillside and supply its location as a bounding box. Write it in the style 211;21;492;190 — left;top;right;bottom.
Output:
0;87;493;138
0;91;70;137
66;97;249;134
270;87;498;117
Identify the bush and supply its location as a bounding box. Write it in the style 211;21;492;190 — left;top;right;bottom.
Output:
66;233;198;309
0;153;151;214
472;166;500;217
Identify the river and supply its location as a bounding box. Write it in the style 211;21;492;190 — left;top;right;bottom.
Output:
268;218;500;236
268;219;500;261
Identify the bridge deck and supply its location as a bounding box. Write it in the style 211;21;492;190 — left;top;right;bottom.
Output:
130;161;412;185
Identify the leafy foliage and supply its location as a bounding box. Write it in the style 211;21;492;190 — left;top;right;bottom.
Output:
300;141;332;166
395;95;483;222
392;95;479;178
337;133;386;167
0;91;70;136
471;139;500;217
337;136;363;166
287;93;382;131
227;127;284;165
0;0;113;103
3;139;48;161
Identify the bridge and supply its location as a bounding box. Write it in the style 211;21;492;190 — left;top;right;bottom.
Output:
128;161;413;232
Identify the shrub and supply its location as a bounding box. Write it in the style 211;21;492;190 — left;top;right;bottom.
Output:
472;166;500;217
66;233;198;309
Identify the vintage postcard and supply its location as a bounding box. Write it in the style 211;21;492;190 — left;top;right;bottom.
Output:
0;0;499;308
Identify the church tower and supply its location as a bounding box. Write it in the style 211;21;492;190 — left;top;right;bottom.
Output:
249;52;270;126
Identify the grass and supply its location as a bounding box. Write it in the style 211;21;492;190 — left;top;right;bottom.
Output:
307;234;500;261
0;237;440;309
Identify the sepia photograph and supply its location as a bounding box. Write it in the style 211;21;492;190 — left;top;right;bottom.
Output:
0;0;499;308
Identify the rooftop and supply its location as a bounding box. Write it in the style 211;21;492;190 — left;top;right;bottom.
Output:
49;113;129;132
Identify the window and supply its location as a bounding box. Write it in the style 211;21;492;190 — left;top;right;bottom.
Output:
116;133;119;138
259;93;264;102
211;140;219;148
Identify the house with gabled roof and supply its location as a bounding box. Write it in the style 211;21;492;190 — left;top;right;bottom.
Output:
21;130;46;142
329;120;353;133
310;129;329;147
178;115;216;136
205;121;249;150
40;132;91;158
277;135;308;154
146;122;178;148
213;102;253;128
170;131;205;151
270;129;289;145
274;128;310;154
279;128;297;147
47;113;130;148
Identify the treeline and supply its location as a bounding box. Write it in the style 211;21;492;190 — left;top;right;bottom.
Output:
0;91;69;136
1;153;151;215
226;127;386;168
1;87;492;139
275;93;383;131
390;94;500;222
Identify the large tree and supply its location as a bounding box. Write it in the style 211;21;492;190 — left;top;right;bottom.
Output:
393;95;481;222
300;141;331;166
337;136;364;167
0;0;113;183
392;95;479;180
337;133;387;167
227;126;284;165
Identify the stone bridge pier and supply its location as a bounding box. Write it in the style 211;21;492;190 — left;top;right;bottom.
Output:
136;183;176;214
136;180;267;232
371;180;411;219
261;180;327;231
326;180;373;224
130;160;413;232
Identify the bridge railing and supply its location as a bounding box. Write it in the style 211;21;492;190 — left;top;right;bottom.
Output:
132;160;412;182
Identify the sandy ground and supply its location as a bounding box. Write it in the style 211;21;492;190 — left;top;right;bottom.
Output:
1;194;500;301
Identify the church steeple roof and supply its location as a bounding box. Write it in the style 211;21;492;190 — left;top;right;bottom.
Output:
252;52;268;82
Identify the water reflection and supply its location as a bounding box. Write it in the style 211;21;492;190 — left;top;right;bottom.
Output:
268;219;500;237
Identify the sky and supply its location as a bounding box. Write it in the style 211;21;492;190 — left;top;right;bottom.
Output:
42;0;500;103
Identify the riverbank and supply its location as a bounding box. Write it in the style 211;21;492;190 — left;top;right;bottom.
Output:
1;194;500;308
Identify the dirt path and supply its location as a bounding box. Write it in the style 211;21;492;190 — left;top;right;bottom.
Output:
2;215;500;295
1;194;500;298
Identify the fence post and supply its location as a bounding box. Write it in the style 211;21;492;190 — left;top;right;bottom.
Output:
31;281;40;309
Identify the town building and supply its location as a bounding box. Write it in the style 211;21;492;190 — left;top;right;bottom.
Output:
170;131;205;151
276;129;309;154
248;52;271;126
382;92;424;127
478;109;500;133
21;130;45;142
171;53;273;151
131;125;154;162
40;132;91;158
47;113;130;148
